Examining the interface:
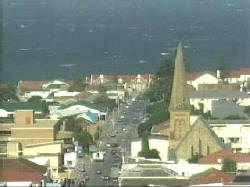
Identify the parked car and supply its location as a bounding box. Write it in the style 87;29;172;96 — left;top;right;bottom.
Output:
96;170;102;174
102;176;111;181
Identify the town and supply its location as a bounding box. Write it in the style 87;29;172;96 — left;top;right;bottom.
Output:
0;43;250;186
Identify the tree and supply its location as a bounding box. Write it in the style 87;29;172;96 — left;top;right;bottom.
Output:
143;60;174;103
188;152;203;163
138;137;160;159
27;96;42;102
244;106;250;116
74;131;93;153
0;84;19;103
222;158;236;173
68;78;86;92
93;94;116;111
97;85;107;94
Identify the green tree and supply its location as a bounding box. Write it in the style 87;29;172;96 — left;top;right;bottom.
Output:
27;96;42;102
93;94;116;111
69;78;86;92
138;137;160;159
143;60;174;103
97;85;107;94
188;153;203;163
222;158;236;173
74;131;93;152
0;84;19;103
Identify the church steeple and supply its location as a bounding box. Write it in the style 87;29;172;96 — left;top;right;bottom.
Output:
169;42;190;112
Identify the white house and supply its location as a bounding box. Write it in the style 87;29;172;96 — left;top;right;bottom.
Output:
64;152;77;168
208;120;250;153
187;72;219;90
189;90;250;113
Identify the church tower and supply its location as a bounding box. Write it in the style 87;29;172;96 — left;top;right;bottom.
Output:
168;42;191;148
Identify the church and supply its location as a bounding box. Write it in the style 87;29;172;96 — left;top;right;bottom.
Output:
151;43;225;161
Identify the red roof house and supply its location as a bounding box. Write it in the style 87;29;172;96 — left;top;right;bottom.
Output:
0;157;47;184
199;149;250;164
190;168;235;185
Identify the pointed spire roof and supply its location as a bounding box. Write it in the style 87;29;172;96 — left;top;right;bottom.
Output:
169;42;190;111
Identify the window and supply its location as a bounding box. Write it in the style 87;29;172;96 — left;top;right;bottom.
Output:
191;145;194;157
67;161;73;165
229;137;240;143
207;146;210;156
199;139;202;155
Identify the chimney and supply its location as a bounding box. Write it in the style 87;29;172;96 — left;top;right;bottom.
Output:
14;110;34;126
216;70;221;79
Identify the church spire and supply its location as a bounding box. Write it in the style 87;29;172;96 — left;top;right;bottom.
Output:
169;42;190;111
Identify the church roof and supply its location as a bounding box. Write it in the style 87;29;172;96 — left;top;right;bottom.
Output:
175;116;225;152
169;42;190;111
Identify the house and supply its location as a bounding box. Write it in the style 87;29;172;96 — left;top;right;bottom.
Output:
225;68;250;84
0;101;44;118
189;168;235;186
0;157;48;186
22;141;63;179
187;72;219;90
50;100;107;121
64;152;77;168
189;90;250;113
199;149;250;171
208;120;250;153
211;100;248;119
89;74;153;92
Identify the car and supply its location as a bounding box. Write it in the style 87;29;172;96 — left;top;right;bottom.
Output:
110;134;116;138
106;143;111;147
120;115;125;119
102;176;111;181
111;143;118;147
122;128;127;131
79;168;85;172
79;181;86;186
84;174;89;180
96;170;102;174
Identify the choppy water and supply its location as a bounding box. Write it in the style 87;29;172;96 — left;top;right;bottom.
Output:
1;0;250;82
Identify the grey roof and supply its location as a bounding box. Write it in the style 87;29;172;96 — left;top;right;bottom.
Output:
189;90;250;99
207;120;250;125
211;100;248;119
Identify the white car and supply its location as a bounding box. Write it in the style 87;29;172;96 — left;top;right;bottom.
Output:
122;128;127;131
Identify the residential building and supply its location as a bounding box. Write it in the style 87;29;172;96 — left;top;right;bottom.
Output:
208;120;250;153
187;72;219;90
199;149;250;171
0;157;48;186
10;110;60;147
189;168;235;186
189;90;250;113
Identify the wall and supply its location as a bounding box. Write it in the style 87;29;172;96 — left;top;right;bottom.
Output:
148;139;169;161
131;140;142;158
210;123;250;153
11;127;55;147
23;142;62;156
176;119;224;161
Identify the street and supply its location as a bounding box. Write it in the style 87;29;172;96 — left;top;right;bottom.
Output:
85;98;147;187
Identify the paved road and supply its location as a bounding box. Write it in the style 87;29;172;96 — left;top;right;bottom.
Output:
85;99;147;187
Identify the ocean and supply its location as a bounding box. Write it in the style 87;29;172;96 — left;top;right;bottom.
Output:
1;0;250;82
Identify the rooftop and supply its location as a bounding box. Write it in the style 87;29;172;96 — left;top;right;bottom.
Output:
189;90;250;99
59;100;106;112
199;150;250;164
0;101;44;112
0;157;47;183
190;168;235;185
